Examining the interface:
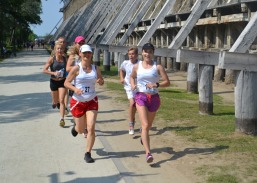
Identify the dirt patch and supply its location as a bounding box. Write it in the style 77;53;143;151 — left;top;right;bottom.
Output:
169;71;234;105
97;72;244;183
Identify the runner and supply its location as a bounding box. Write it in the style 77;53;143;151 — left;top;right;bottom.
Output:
130;43;170;163
66;36;88;137
43;42;67;127
119;46;139;135
64;44;104;163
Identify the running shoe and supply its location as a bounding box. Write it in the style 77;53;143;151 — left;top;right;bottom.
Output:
59;119;65;127
71;126;78;137
146;153;153;163
84;152;95;163
83;128;88;138
56;103;60;109
52;104;57;109
129;122;135;135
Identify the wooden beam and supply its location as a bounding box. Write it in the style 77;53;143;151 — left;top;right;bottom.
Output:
230;11;257;53
218;51;257;72
87;0;122;44
99;0;141;45
168;0;210;49
176;49;219;65
137;0;176;46
117;0;154;46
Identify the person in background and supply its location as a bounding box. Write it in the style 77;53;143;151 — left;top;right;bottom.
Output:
130;43;170;163
56;37;69;116
43;42;67;127
119;47;139;135
64;44;104;163
50;37;69;116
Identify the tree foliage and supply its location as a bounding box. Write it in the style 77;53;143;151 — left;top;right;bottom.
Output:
0;0;42;54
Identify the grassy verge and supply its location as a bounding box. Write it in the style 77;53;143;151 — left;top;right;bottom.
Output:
103;72;257;183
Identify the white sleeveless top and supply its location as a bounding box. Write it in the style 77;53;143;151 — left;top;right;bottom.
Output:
120;60;139;90
136;61;159;94
72;62;97;102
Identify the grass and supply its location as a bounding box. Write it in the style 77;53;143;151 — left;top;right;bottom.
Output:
102;71;257;183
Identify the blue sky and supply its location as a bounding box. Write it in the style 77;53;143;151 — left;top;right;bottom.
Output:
30;1;63;36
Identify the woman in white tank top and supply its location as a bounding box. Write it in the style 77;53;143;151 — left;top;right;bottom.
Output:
130;43;170;163
64;44;104;163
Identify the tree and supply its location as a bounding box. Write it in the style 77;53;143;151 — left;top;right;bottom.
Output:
0;0;42;56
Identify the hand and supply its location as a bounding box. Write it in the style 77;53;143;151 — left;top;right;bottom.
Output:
74;88;83;95
120;79;125;84
97;78;104;85
131;85;137;91
145;83;154;89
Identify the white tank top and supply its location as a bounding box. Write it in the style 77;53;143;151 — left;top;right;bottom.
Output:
136;61;159;94
120;60;139;90
72;62;97;102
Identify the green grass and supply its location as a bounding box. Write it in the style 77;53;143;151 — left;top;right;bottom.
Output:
100;64;119;78
103;75;257;183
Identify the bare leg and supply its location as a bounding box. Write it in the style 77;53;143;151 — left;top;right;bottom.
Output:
85;110;97;152
58;87;66;120
136;104;156;155
64;88;69;115
129;98;136;122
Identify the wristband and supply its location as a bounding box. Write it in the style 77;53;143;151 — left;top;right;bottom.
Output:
156;82;160;88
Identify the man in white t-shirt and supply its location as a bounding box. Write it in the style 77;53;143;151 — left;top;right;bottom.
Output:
119;47;139;135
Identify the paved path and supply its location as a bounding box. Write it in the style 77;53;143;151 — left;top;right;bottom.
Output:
0;49;127;183
1;48;232;183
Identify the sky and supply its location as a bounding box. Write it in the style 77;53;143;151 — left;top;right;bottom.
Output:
30;1;63;37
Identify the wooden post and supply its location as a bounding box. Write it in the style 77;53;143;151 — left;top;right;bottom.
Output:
187;63;198;93
166;57;173;71
235;71;257;135
103;50;110;71
161;57;166;68
199;64;213;115
118;53;126;70
93;48;100;66
114;52;119;66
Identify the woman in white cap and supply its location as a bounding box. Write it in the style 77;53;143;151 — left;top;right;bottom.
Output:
66;36;88;137
130;43;170;163
64;44;104;163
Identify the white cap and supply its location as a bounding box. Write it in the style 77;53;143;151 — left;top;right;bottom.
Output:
80;44;92;53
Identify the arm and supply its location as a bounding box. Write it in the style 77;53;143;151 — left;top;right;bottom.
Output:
42;57;57;76
119;69;125;84
130;64;138;90
157;65;170;87
66;55;75;72
64;66;83;95
95;66;104;86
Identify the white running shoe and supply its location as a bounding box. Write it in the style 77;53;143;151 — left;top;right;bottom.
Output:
129;129;135;135
129;128;135;135
129;122;135;135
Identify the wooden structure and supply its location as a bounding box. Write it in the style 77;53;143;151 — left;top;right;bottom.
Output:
54;0;257;135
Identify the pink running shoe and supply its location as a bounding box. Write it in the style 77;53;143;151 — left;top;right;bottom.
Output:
146;153;153;163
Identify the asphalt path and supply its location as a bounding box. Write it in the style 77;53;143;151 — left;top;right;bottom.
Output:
0;48;128;183
0;48;196;183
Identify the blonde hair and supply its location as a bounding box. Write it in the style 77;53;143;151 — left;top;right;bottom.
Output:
128;46;138;54
53;43;64;56
67;45;79;56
